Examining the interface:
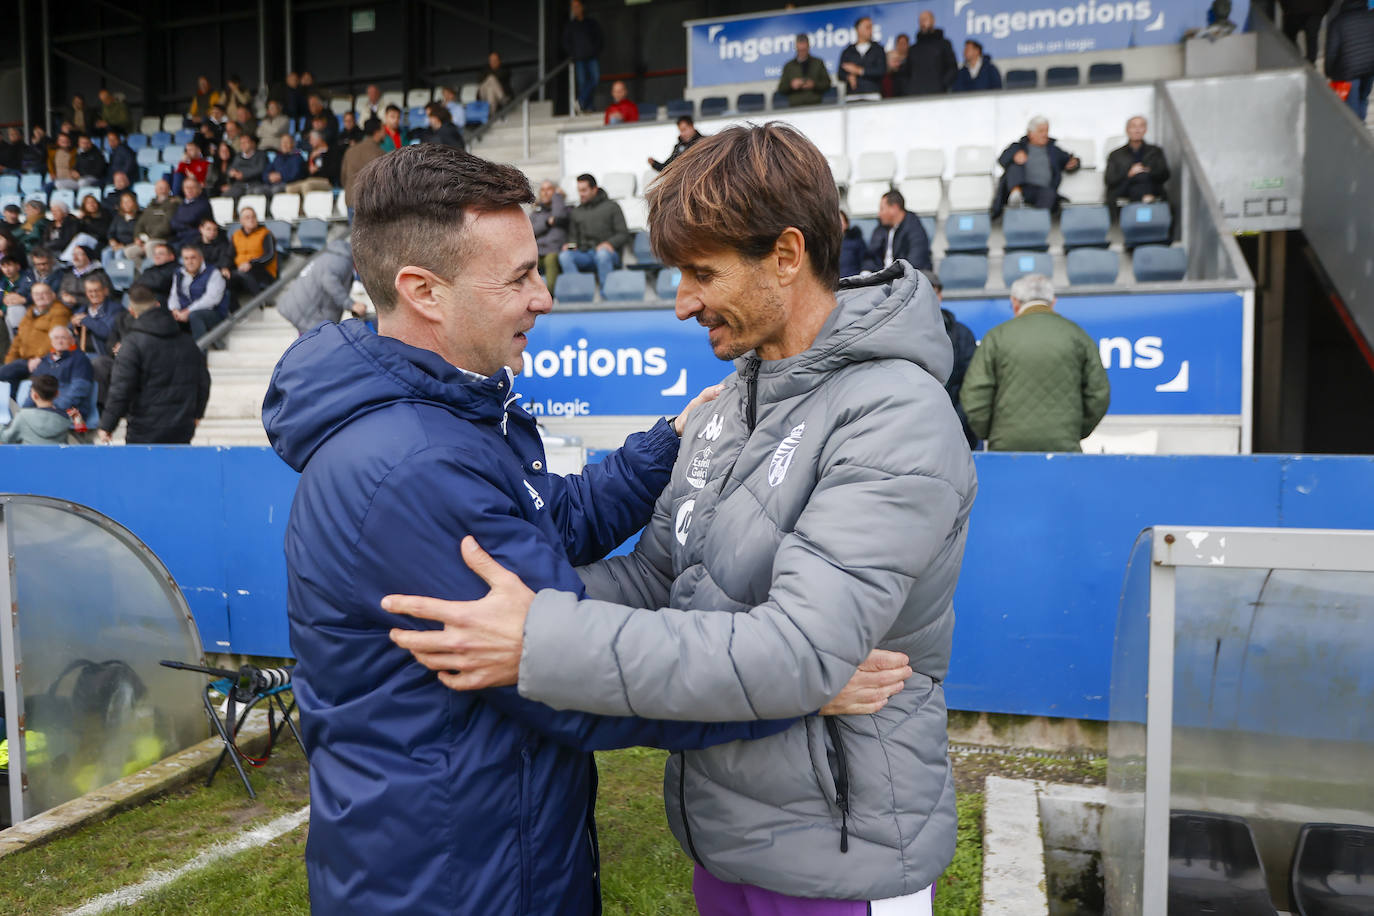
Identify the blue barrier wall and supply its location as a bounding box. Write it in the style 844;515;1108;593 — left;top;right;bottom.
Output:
3;448;1370;719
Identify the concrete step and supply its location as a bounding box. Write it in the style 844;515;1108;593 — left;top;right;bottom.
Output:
204;379;271;420
216;328;298;354
207;350;284;370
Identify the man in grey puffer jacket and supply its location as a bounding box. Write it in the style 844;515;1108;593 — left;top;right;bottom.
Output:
385;124;977;910
275;238;355;335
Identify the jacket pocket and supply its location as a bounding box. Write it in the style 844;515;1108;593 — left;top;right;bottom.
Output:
518;746;533;914
824;718;852;853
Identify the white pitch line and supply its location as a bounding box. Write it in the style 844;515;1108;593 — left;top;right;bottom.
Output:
66;805;310;915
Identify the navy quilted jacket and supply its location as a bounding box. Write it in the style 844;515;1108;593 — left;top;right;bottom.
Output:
1327;0;1374;81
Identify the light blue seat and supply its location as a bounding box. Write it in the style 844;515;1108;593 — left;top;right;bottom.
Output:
49;188;76;211
1131;244;1188;282
939;255;987;290
24;190;47;205
20;173;44;193
463;101;490;127
266;219;293;251
655;267;681;299
0;194;21;212
944;212;991;253
0;175;18;194
105;255;137;291
554;272;597;303
150;131;173;150
1002;251;1054;286
407;107;427;130
174;128;196;145
126;133;148;151
1121;202;1172;248
851;217;879;240
602;270;646;302
1066;248;1120;285
136;147;162;172
919;215;936;241
132;181;156;207
295;218;328;252
1002;208;1051;251
1061;205;1111;249
629;230;660;270
145;163;172;182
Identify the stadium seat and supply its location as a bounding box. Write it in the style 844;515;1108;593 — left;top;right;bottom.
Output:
1059;137;1097;171
1169;811;1277;916
1061;205;1112;248
1089;62;1124;84
150;131;172;150
896;178;943;214
655;267;681;299
129;182;155;208
665;99;694;120
209;196;235;224
463;101;490;127
940;255;987;290
771;93;790;109
1102;134;1127;164
23;190;46;206
1059;168;1106;206
602;270;647;302
335;189;349;218
1121;202;1172;247
406;88;433;108
380;91;406;111
954;145;995;175
919;215;936;241
459;84;479;103
629;230;660;270
174;128;195;145
1003;251;1053;286
1291;823;1374;916
127;132;148;151
295;218;329;252
406;108;428;131
0;175;17;195
736;93;766;113
555;272;597;303
139;116;161;136
946;175;992;211
846;181;889;217
1132;244;1188;282
600;172;636;200
161;114;182;133
237;193;268;219
269;193;302;221
700;96;728;118
266;219;293;252
1002;208;1051;251
619;197;648;232
1066;248;1120;285
945;212;991;253
77;186;102;207
302;190;335;220
855;151;897;183
1005;69;1038;90
637;102;659;121
160;145;181;163
1046;66;1080;87
105;256;136;291
49;188;76;211
0;193;20;212
826;154;852;185
146;163;172;183
329;96;355;117
904;148;946;179
19;173;43;194
821;88;838;104
136;147;162;172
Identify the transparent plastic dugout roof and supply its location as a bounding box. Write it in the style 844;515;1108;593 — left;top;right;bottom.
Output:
1103;527;1374;915
0;495;209;826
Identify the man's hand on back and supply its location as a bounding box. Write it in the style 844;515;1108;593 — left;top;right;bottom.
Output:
820;650;912;716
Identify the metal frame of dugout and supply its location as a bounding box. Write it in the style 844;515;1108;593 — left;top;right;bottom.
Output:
1104;526;1374;915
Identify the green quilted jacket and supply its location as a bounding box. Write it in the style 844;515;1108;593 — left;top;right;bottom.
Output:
960;304;1110;451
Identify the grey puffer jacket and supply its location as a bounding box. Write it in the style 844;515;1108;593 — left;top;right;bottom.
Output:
275;238;354;335
518;261;977;899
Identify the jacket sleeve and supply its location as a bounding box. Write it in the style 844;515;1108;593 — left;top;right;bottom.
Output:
777;62;796;96
862;227;885;272
863;47;887;82
901;219;933;272
812;59;832;93
52;357;93;412
1146;146;1170;186
251;232;277;269
357;448;793;750
1103;149;1130;200
517;377;967;720
195;344;211;420
1325;19;1343;77
0;418;21;443
607;203;631;251
316;259;353;310
80;306;123;344
543;418;680;567
942;41;959;90
997;142;1020;169
575;478;677;609
1080;331;1111;437
959;333;996;441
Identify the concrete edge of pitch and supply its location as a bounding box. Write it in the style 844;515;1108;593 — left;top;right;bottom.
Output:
0;710;277;861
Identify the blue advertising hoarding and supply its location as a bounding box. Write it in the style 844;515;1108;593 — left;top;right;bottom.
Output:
687;0;1249;87
516;290;1244;417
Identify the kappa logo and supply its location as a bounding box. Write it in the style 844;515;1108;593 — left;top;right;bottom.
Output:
685;446;713;490
768;422;806;488
523;480;545;511
675;498;696;545
698;413;724;442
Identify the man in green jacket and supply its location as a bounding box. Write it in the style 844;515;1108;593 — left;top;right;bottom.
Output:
961;273;1110;451
777;35;832;106
559;174;630;289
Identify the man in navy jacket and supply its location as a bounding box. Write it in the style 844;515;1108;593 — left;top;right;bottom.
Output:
263;145;891;915
864;188;933;273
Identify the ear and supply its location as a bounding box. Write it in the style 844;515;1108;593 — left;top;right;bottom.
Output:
773;226;807;288
394;266;447;323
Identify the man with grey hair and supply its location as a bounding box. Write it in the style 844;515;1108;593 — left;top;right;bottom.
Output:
991;116;1080;218
960;273;1110;451
530;179;568;294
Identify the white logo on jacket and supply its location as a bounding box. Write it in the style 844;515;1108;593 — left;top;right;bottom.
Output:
698;413;724;441
523;480;545;510
675;499;696;545
768;423;806;488
685;447;713;489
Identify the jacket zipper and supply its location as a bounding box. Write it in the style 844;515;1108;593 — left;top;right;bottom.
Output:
824;718;852;853
677;751;706;867
717;359;760;492
519;746;533;912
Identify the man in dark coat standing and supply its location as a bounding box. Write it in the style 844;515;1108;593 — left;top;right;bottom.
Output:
838;16;887;95
563;0;604;113
900;10;958;95
1280;0;1334;63
864;189;933;273
1104;116;1171;203
1327;0;1374;122
97;283;211;444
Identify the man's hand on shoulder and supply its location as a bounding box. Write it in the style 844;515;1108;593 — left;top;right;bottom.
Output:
671;382;725;436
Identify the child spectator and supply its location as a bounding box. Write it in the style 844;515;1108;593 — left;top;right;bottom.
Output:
0;373;71;444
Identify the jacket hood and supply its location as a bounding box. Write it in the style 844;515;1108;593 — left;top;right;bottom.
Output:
133;307;184;339
585;187;610;207
263;319;508;472
746;261;952;403
324;237;352;259
25;408;72;438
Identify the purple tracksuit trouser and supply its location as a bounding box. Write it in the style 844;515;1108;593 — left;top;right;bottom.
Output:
693;866;934;916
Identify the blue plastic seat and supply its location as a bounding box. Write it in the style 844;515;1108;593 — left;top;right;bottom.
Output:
629;230;660;270
665;99;694;120
1291;823;1374;916
1132;244;1188;282
105;255;137;291
173;128;196;145
1006;69;1038;90
655;267;681;299
554;272;597;303
407;107;427;130
1089;62;1124;84
136;147;162;169
736;93;766;113
636;102;659;121
266;219;293;251
602;270;646;302
771;93;790;109
821;88;838;104
1066;248;1120;285
0;175;18;194
1002;251;1054;286
463;101;490;127
1121;201;1172;247
145;163;172;183
944;212;991;253
851;217;879;241
295;218;328;252
1045;66;1080;87
150;131;173;150
49;188;76;211
1002;208;1051;251
1061;205;1111;249
940;255;987;290
1169;811;1277;916
919;215;936;241
131;181;156;207
700;96;728;118
0;193;20;212
126;133;148;151
20;173;44;193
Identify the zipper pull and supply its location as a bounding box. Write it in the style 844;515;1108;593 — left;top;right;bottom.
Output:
837;795;849;853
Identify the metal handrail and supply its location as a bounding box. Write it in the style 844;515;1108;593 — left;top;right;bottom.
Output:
466;58;574;147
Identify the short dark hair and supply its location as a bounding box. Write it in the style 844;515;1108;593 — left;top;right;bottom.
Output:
363;117;383;134
796;33;809;44
0;254;21;267
854;15;871;28
881;189;905;209
181;243;202;256
385;104;401;115
426;102;453;125
126;283;159;314
2;204;19;216
576;173;597;188
29;374;59;402
351;145;534;313
647;122;841;290
30;246;54;262
676;115;694;128
200;216;219;227
83;272;110;292
965;39;983;52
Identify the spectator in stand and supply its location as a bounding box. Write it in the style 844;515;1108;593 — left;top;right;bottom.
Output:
223;75;253;125
275;238;357;334
838;210;866;277
478;51;514;109
778;35;832;106
43;202;79;254
1280;0;1330;64
15;201;48;253
338;111;365;147
287;131;338;195
603;81;639;125
105;130;137;184
233;103;258;139
73;133;108;188
441;86;464;124
207;141;235;195
51;132;79;190
422;103;467;149
564;0;605;113
283;71;308;126
380;105;406;152
341;118;385;203
207;103;231;135
0;284;73;402
991;117;1080;218
103;172;134;211
305;94;339;147
195;121;221;157
1104;116;1170;204
139;243;179;305
1;206;20;230
71;273;125;356
24;126;52;176
531;179;568;294
187;75;222;126
170;177;212;248
97;283;211;445
900;10;958;95
360;85;384;122
105;192;143;268
864;189;933;273
648;116;704;171
0;256;25;339
173;142;209;196
559;173;629;289
266;133;307;192
839;17;887;97
1327;0;1374;122
226;134;268;197
883;33;910;97
258;99;291;151
133;179;181;247
0;127;24;173
953;39;1002;92
57;245;103;310
13;248;63;311
69;94;91;135
170;243;227;339
0;373;71;444
77;194;111;249
31;325;94;424
197;218;234;276
229;207;277;297
97;89;132;134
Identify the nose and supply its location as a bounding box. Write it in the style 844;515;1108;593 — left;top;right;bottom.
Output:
674;283;701;322
531;279;554;315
